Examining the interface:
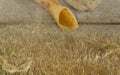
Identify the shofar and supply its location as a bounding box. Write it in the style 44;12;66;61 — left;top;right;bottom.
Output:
34;0;78;30
65;0;103;11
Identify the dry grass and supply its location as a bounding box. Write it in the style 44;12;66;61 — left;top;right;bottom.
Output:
0;22;120;75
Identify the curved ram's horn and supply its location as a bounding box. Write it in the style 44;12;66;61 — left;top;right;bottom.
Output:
34;0;78;30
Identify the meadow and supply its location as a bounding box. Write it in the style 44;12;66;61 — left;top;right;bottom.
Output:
0;21;120;75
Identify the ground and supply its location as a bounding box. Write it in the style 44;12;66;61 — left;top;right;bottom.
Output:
0;22;120;75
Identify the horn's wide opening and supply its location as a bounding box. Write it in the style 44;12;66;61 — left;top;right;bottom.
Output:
59;8;78;30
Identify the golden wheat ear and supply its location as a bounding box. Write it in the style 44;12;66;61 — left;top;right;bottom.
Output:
34;0;78;30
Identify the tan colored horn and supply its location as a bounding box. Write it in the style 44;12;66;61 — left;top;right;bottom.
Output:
34;0;78;30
